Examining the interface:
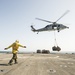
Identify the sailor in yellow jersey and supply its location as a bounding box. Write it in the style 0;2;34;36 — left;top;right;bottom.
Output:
4;40;26;65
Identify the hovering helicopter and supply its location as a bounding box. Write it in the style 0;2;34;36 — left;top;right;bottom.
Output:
31;10;69;33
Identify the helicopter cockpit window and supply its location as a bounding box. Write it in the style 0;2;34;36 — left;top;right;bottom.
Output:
58;25;60;27
45;25;50;28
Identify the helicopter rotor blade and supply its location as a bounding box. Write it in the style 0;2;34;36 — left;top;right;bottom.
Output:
36;18;53;23
55;10;70;22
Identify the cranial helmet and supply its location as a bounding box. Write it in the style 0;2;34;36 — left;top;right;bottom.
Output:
15;40;19;43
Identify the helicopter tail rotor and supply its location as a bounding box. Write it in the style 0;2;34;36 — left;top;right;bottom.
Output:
31;25;36;32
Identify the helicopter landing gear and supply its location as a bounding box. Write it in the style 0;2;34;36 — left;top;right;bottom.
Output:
37;32;39;34
58;30;60;32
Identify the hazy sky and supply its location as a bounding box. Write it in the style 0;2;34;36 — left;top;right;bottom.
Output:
0;0;75;53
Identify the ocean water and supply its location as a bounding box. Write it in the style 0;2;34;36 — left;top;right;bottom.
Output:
0;50;34;54
0;50;75;54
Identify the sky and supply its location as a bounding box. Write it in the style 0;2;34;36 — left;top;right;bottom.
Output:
0;0;75;53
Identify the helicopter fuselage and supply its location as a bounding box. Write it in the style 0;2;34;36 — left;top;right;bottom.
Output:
31;10;69;33
31;24;69;33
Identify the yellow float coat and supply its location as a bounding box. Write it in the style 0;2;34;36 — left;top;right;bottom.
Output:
6;42;25;54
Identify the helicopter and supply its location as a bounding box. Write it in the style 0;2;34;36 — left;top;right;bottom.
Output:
31;10;69;33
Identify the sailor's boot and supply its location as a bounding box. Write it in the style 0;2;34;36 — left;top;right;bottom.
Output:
8;59;13;65
14;59;18;64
